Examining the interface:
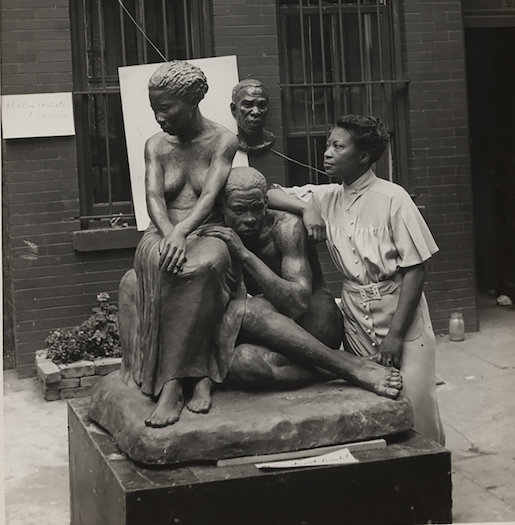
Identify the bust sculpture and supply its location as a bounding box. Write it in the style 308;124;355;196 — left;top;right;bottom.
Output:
230;79;276;153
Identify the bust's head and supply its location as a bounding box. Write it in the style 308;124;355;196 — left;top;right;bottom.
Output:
221;167;268;238
231;79;275;152
148;61;208;136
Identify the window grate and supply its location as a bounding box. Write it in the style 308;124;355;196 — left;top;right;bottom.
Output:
71;0;212;229
278;0;408;187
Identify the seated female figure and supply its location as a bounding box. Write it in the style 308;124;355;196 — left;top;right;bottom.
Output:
128;61;241;427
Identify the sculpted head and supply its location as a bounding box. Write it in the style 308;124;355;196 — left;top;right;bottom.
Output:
149;61;208;106
148;61;208;136
231;79;275;152
221;167;268;238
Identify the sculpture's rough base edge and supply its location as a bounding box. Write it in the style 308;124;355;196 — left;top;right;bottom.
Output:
88;371;413;465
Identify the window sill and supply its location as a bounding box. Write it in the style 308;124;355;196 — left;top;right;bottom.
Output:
72;227;143;252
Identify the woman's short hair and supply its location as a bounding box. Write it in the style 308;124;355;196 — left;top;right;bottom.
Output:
148;61;208;107
335;114;390;165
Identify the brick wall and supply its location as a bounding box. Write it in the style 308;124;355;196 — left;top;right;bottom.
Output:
212;0;286;185
401;0;478;332
2;0;479;376
1;1;134;376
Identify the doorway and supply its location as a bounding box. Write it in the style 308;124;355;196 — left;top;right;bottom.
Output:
465;26;515;301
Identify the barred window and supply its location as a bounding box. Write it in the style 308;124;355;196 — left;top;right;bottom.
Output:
70;0;212;228
278;0;408;187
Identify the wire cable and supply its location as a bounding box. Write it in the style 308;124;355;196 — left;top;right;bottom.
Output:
116;0;167;61
116;2;326;180
269;148;327;177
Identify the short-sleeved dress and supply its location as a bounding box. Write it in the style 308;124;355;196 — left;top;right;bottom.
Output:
281;170;445;444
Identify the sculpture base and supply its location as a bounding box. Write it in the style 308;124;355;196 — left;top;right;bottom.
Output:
69;399;452;525
88;371;413;465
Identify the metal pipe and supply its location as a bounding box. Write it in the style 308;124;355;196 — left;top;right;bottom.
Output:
183;0;191;58
337;0;348;114
119;1;127;66
280;79;409;87
97;0;113;213
162;0;169;59
357;0;365;83
299;0;313;183
140;0;148;62
317;0;330;142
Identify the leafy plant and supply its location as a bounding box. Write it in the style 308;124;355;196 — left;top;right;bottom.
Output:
45;293;121;365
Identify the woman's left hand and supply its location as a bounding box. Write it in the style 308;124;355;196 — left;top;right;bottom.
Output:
378;332;403;369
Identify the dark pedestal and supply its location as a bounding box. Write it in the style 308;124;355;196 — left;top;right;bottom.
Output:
69;399;452;525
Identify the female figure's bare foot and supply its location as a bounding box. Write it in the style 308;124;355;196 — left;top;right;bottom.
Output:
186;377;212;413
145;379;184;427
355;360;403;399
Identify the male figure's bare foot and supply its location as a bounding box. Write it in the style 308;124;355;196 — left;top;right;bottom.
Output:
145;379;184;427
354;359;403;399
186;377;212;413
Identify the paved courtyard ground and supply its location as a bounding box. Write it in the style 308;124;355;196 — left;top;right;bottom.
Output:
2;296;515;524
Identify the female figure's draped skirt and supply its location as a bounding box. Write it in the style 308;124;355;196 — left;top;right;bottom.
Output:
133;226;246;397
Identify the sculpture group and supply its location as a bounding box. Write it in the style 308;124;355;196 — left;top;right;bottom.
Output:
115;60;401;429
101;58;444;451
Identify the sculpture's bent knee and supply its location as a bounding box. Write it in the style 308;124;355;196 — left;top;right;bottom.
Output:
178;236;231;279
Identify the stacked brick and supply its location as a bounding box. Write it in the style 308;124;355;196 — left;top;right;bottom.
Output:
35;350;121;401
402;0;478;332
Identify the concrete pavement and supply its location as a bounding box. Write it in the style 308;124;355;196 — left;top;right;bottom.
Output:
2;296;515;524
435;296;515;523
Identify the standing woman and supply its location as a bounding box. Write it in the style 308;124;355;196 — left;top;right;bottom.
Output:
269;114;445;444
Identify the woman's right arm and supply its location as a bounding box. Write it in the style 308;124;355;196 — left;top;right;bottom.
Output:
145;137;173;237
145;137;187;273
267;188;308;215
267;188;326;242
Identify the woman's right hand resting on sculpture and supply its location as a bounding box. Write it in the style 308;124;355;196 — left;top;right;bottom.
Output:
158;227;187;274
302;205;326;242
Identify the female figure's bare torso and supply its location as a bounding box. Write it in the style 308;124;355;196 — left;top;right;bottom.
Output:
147;119;232;226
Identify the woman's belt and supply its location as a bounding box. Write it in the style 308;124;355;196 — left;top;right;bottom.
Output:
341;274;402;302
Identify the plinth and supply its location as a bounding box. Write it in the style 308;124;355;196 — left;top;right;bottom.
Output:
69;398;452;525
88;372;414;465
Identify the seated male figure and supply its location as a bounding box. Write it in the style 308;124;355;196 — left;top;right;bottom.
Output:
200;167;403;397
